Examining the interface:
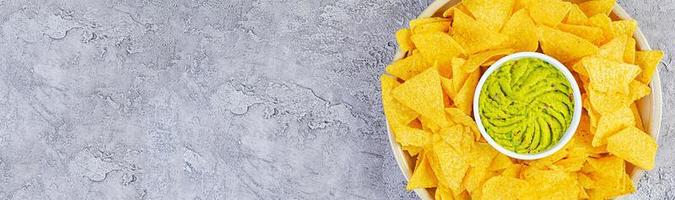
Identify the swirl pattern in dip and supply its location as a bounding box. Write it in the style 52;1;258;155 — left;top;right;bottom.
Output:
478;58;574;154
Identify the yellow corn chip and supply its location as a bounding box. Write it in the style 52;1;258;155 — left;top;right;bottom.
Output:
407;152;438;190
612;19;637;38
578;0;615;17
539;26;599;62
433;140;469;192
454;69;480;115
402;145;423;156
481;176;529;200
587;14;614;45
583;56;640;94
624;37;636;64
631;103;645;131
446;108;480;136
452;9;510;54
441;76;457;100
463;0;515;31
386;53;429;80
396;28;414;52
528;0;572;27
635;50;664;84
381;75;419;125
592;107;634;147
557;23;604;43
393;67;450;127
564;5;589;25
412;32;465;67
586;156;631;198
607;126;657;170
392;125;432;147
597;35;627;62
521;168;579;199
489;153;513;171
412;20;451;34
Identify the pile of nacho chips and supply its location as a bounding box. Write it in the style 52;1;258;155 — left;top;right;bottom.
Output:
381;0;663;199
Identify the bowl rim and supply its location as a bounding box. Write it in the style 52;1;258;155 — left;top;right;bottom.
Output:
471;52;583;160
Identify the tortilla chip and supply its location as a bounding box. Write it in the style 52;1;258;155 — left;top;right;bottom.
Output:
463;0;515;31
635;50;664;84
489;153;513;171
624;37;636;64
629;80;651;101
597;35;627;62
463;48;515;73
578;0;615;17
396;28;415;52
451;9;510;54
586;156;631;198
381;75;419;125
386;53;430;80
583;56;640;94
412;19;452;34
454;69;480;115
521;168;579;199
557;23;604;43
432;141;469;192
412;32;465;67
407;152;438;190
607;126;657;170
441;77;457;100
392;125;432;147
539;26;599;62
564;5;589;25
587;14;614;45
612;19;637;38
446;108;480;136
528;0;572;27
392;67;450;127
592;107;635;147
631;103;645;131
481;176;529;200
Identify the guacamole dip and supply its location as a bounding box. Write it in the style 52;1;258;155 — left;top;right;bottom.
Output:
478;58;573;154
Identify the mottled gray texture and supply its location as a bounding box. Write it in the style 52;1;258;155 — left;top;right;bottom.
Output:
0;0;671;199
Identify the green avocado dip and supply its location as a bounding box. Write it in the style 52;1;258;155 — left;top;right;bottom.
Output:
478;58;574;154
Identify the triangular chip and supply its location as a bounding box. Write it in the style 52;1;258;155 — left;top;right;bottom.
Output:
557;23;604;43
635;50;664;84
481;176;529;200
528;0;572;27
432;140;469;192
592;107;634;147
452;9;510;54
588;88;631;114
564;5;589;25
395;28;415;52
612;19;637;38
381;75;419;126
586;14;614;45
406;152;438;190
411;32;465;67
454;69;480;115
386;53;429;80
392;125;432;147
578;0;615;17
583;56;640;94
597;35;627;62
411;18;452;34
501;9;539;51
624;37;636;64
607;126;657;170
463;0;515;31
539;26;599;63
392;67;450;127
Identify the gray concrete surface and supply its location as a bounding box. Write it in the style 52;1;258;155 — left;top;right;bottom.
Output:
0;0;671;199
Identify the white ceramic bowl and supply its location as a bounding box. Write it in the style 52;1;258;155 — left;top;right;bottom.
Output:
472;52;583;160
385;0;662;199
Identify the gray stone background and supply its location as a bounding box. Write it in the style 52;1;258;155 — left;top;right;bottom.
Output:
0;0;672;199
